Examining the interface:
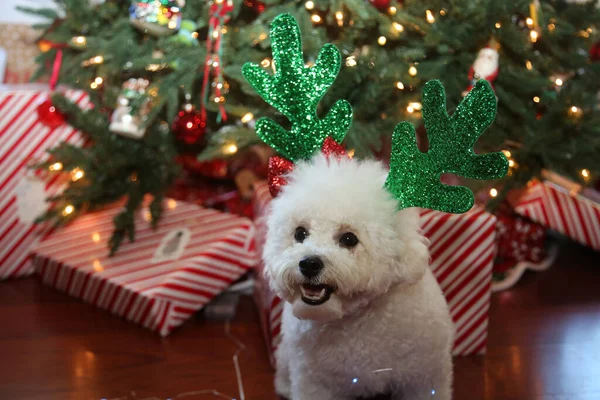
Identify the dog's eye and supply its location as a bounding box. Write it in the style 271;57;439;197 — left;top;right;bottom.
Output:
294;227;309;243
339;232;359;248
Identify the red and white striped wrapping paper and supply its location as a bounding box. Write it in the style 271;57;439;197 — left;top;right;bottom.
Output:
30;200;259;336
0;88;88;280
420;207;496;356
252;181;496;365
252;184;282;367
514;179;600;251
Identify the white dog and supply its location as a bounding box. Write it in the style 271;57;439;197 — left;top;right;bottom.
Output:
263;154;455;400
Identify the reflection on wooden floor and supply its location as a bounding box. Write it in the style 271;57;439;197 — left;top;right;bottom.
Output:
454;241;600;400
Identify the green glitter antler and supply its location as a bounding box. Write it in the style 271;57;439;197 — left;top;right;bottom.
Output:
242;14;353;161
385;80;509;214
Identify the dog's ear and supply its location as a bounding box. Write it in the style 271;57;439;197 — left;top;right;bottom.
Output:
393;208;430;285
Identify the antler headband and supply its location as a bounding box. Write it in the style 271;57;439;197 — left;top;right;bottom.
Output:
243;14;508;214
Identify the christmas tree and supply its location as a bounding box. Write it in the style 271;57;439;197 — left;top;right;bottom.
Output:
21;0;600;252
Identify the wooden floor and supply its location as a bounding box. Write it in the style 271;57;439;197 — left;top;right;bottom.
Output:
0;241;599;400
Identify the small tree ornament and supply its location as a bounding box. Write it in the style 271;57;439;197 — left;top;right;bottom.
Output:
244;13;508;214
367;0;391;10
38;44;66;128
172;103;207;145
171;19;198;46
37;98;66;128
464;45;499;94
590;40;600;62
129;0;184;36
109;78;151;139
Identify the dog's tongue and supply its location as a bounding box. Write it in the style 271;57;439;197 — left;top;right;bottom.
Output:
292;291;344;321
302;283;326;297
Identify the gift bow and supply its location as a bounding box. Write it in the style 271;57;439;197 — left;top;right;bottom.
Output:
268;137;347;197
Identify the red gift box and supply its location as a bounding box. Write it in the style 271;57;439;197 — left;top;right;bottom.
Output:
495;210;547;273
252;181;497;364
0;88;87;280
30;199;259;335
167;177;254;219
514;172;600;251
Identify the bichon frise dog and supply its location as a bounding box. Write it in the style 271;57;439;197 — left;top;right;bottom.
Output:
263;153;454;400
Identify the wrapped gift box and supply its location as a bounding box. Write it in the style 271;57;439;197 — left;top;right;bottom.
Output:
167;176;254;219
252;181;497;365
513;173;600;251
30;199;259;336
0;24;40;84
0;88;87;279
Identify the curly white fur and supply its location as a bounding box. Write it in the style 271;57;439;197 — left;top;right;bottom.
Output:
263;154;454;400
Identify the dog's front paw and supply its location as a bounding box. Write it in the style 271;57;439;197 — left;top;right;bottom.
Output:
275;381;292;400
275;370;292;399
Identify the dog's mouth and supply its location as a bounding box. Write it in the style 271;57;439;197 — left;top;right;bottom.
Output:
300;283;336;306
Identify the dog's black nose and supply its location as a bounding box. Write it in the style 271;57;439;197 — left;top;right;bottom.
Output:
299;256;324;278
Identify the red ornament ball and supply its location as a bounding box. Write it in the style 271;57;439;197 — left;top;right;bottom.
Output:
179;155;229;178
37;98;65;128
254;1;266;13
590;41;600;62
172;109;207;145
244;0;265;13
368;0;391;10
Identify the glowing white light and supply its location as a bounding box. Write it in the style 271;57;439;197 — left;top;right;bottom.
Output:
426;10;435;23
526;60;533;70
49;162;63;171
352;378;358;384
223;143;238;155
409;102;422;111
62;205;75;216
393;22;404;32
71;168;84;181
241;112;254;123
530;30;539;42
